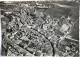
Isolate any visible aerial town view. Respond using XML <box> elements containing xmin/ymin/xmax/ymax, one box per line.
<box><xmin>0</xmin><ymin>1</ymin><xmax>79</xmax><ymax>57</ymax></box>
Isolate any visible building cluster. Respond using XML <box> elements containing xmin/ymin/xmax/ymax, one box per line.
<box><xmin>1</xmin><ymin>2</ymin><xmax>79</xmax><ymax>57</ymax></box>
